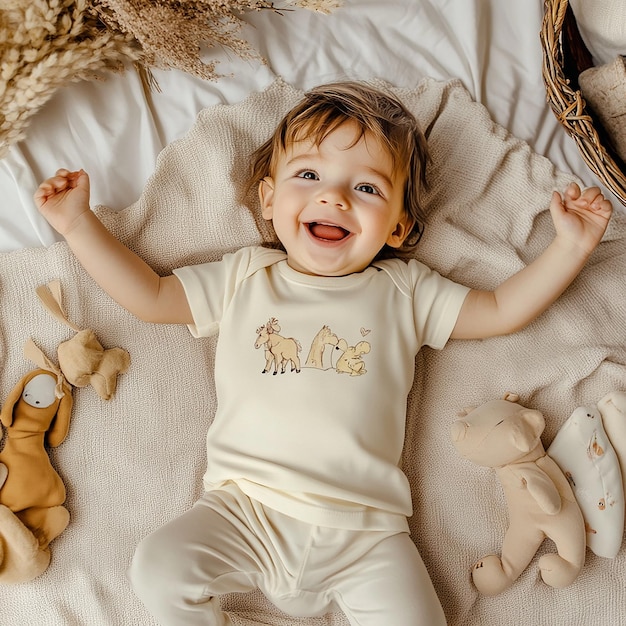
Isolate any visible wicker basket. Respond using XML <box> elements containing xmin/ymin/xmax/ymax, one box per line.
<box><xmin>541</xmin><ymin>0</ymin><xmax>626</xmax><ymax>207</ymax></box>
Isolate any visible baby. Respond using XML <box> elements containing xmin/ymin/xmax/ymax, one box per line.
<box><xmin>35</xmin><ymin>82</ymin><xmax>612</xmax><ymax>626</ymax></box>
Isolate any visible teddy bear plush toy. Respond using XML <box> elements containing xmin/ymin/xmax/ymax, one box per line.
<box><xmin>451</xmin><ymin>393</ymin><xmax>586</xmax><ymax>596</ymax></box>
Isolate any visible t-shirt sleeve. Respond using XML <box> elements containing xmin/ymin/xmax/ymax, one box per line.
<box><xmin>173</xmin><ymin>246</ymin><xmax>287</xmax><ymax>337</ymax></box>
<box><xmin>173</xmin><ymin>246</ymin><xmax>285</xmax><ymax>338</ymax></box>
<box><xmin>172</xmin><ymin>250</ymin><xmax>247</xmax><ymax>338</ymax></box>
<box><xmin>407</xmin><ymin>258</ymin><xmax>471</xmax><ymax>349</ymax></box>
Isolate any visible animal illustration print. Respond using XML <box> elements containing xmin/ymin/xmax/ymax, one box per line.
<box><xmin>254</xmin><ymin>319</ymin><xmax>371</xmax><ymax>377</ymax></box>
<box><xmin>305</xmin><ymin>325</ymin><xmax>339</xmax><ymax>369</ymax></box>
<box><xmin>254</xmin><ymin>318</ymin><xmax>302</xmax><ymax>374</ymax></box>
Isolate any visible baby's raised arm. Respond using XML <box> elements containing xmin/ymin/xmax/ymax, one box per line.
<box><xmin>35</xmin><ymin>169</ymin><xmax>192</xmax><ymax>325</ymax></box>
<box><xmin>451</xmin><ymin>183</ymin><xmax>613</xmax><ymax>340</ymax></box>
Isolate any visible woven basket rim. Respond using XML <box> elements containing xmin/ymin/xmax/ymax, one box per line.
<box><xmin>541</xmin><ymin>0</ymin><xmax>626</xmax><ymax>206</ymax></box>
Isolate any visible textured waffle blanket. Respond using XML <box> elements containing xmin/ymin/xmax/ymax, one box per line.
<box><xmin>0</xmin><ymin>77</ymin><xmax>624</xmax><ymax>626</ymax></box>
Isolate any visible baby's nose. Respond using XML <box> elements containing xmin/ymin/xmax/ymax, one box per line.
<box><xmin>317</xmin><ymin>188</ymin><xmax>348</xmax><ymax>209</ymax></box>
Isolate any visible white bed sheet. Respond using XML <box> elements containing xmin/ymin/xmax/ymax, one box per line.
<box><xmin>1</xmin><ymin>3</ymin><xmax>626</xmax><ymax>625</ymax></box>
<box><xmin>0</xmin><ymin>0</ymin><xmax>619</xmax><ymax>254</ymax></box>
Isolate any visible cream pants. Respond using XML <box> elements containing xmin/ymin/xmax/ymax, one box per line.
<box><xmin>128</xmin><ymin>484</ymin><xmax>446</xmax><ymax>626</ymax></box>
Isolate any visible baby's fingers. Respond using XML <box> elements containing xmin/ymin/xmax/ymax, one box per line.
<box><xmin>562</xmin><ymin>184</ymin><xmax>613</xmax><ymax>217</ymax></box>
<box><xmin>39</xmin><ymin>173</ymin><xmax>71</xmax><ymax>194</ymax></box>
<box><xmin>578</xmin><ymin>185</ymin><xmax>603</xmax><ymax>206</ymax></box>
<box><xmin>589</xmin><ymin>193</ymin><xmax>613</xmax><ymax>216</ymax></box>
<box><xmin>34</xmin><ymin>180</ymin><xmax>61</xmax><ymax>204</ymax></box>
<box><xmin>35</xmin><ymin>170</ymin><xmax>83</xmax><ymax>199</ymax></box>
<box><xmin>564</xmin><ymin>181</ymin><xmax>582</xmax><ymax>202</ymax></box>
<box><xmin>50</xmin><ymin>170</ymin><xmax>79</xmax><ymax>190</ymax></box>
<box><xmin>576</xmin><ymin>186</ymin><xmax>612</xmax><ymax>215</ymax></box>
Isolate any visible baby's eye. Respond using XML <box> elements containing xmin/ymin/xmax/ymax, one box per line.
<box><xmin>356</xmin><ymin>184</ymin><xmax>379</xmax><ymax>195</ymax></box>
<box><xmin>297</xmin><ymin>170</ymin><xmax>318</xmax><ymax>180</ymax></box>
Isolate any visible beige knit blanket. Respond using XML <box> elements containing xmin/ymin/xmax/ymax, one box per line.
<box><xmin>0</xmin><ymin>78</ymin><xmax>624</xmax><ymax>626</ymax></box>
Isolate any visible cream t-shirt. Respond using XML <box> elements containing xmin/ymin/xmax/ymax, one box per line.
<box><xmin>174</xmin><ymin>246</ymin><xmax>470</xmax><ymax>531</ymax></box>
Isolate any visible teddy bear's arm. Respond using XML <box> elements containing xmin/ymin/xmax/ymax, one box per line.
<box><xmin>516</xmin><ymin>465</ymin><xmax>562</xmax><ymax>515</ymax></box>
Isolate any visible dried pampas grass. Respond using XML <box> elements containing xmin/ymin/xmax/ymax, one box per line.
<box><xmin>1</xmin><ymin>0</ymin><xmax>141</xmax><ymax>157</ymax></box>
<box><xmin>0</xmin><ymin>0</ymin><xmax>341</xmax><ymax>157</ymax></box>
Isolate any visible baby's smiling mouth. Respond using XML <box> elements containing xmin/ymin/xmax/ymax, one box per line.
<box><xmin>306</xmin><ymin>222</ymin><xmax>351</xmax><ymax>241</ymax></box>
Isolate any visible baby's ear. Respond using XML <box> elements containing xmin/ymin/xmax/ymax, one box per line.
<box><xmin>386</xmin><ymin>212</ymin><xmax>415</xmax><ymax>248</ymax></box>
<box><xmin>258</xmin><ymin>177</ymin><xmax>275</xmax><ymax>219</ymax></box>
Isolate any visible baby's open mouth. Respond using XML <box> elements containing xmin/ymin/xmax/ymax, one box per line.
<box><xmin>307</xmin><ymin>222</ymin><xmax>350</xmax><ymax>241</ymax></box>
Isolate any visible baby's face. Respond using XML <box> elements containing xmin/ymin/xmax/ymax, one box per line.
<box><xmin>259</xmin><ymin>121</ymin><xmax>412</xmax><ymax>276</ymax></box>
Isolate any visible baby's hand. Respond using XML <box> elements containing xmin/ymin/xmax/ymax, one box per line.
<box><xmin>34</xmin><ymin>169</ymin><xmax>91</xmax><ymax>237</ymax></box>
<box><xmin>549</xmin><ymin>182</ymin><xmax>613</xmax><ymax>256</ymax></box>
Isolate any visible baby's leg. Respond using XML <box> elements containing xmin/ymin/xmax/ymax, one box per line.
<box><xmin>127</xmin><ymin>489</ymin><xmax>265</xmax><ymax>626</ymax></box>
<box><xmin>332</xmin><ymin>532</ymin><xmax>446</xmax><ymax>626</ymax></box>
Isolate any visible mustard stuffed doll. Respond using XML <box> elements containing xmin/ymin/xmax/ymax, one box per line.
<box><xmin>0</xmin><ymin>280</ymin><xmax>130</xmax><ymax>583</ymax></box>
<box><xmin>0</xmin><ymin>368</ymin><xmax>73</xmax><ymax>583</ymax></box>
<box><xmin>451</xmin><ymin>393</ymin><xmax>586</xmax><ymax>595</ymax></box>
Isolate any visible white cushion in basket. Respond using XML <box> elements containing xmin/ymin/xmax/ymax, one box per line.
<box><xmin>548</xmin><ymin>403</ymin><xmax>624</xmax><ymax>558</ymax></box>
<box><xmin>569</xmin><ymin>0</ymin><xmax>626</xmax><ymax>65</ymax></box>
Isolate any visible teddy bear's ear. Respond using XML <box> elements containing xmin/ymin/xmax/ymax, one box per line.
<box><xmin>450</xmin><ymin>420</ymin><xmax>468</xmax><ymax>442</ymax></box>
<box><xmin>521</xmin><ymin>409</ymin><xmax>545</xmax><ymax>433</ymax></box>
<box><xmin>457</xmin><ymin>407</ymin><xmax>477</xmax><ymax>417</ymax></box>
<box><xmin>511</xmin><ymin>409</ymin><xmax>545</xmax><ymax>452</ymax></box>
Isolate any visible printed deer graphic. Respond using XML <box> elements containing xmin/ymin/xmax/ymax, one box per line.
<box><xmin>254</xmin><ymin>318</ymin><xmax>302</xmax><ymax>374</ymax></box>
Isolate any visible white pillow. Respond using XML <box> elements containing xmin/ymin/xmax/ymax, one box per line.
<box><xmin>548</xmin><ymin>403</ymin><xmax>624</xmax><ymax>558</ymax></box>
<box><xmin>569</xmin><ymin>0</ymin><xmax>626</xmax><ymax>65</ymax></box>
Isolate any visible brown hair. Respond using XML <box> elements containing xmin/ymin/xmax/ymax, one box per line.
<box><xmin>248</xmin><ymin>81</ymin><xmax>431</xmax><ymax>253</ymax></box>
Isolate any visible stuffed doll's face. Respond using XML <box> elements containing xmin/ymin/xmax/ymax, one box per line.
<box><xmin>22</xmin><ymin>373</ymin><xmax>57</xmax><ymax>409</ymax></box>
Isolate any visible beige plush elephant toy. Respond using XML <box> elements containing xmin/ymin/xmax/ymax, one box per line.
<box><xmin>450</xmin><ymin>393</ymin><xmax>586</xmax><ymax>596</ymax></box>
